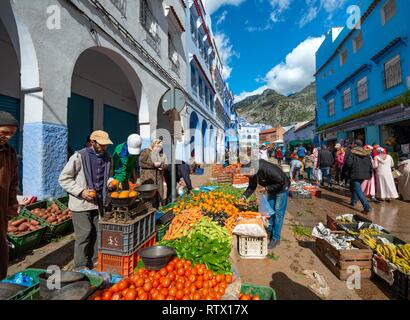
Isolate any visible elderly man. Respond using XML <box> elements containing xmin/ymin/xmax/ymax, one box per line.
<box><xmin>0</xmin><ymin>111</ymin><xmax>19</xmax><ymax>280</ymax></box>
<box><xmin>59</xmin><ymin>130</ymin><xmax>114</xmax><ymax>270</ymax></box>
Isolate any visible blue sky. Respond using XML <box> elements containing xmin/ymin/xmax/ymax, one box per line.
<box><xmin>203</xmin><ymin>0</ymin><xmax>358</xmax><ymax>101</ymax></box>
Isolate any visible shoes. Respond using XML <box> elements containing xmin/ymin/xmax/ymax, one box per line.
<box><xmin>268</xmin><ymin>239</ymin><xmax>280</xmax><ymax>250</ymax></box>
<box><xmin>361</xmin><ymin>208</ymin><xmax>372</xmax><ymax>215</ymax></box>
<box><xmin>371</xmin><ymin>197</ymin><xmax>381</xmax><ymax>204</ymax></box>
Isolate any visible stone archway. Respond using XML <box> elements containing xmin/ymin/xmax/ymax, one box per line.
<box><xmin>68</xmin><ymin>46</ymin><xmax>147</xmax><ymax>155</ymax></box>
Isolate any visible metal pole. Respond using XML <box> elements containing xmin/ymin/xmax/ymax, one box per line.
<box><xmin>171</xmin><ymin>90</ymin><xmax>177</xmax><ymax>203</ymax></box>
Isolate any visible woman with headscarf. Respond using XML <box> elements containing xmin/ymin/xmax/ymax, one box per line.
<box><xmin>398</xmin><ymin>158</ymin><xmax>410</xmax><ymax>201</ymax></box>
<box><xmin>361</xmin><ymin>145</ymin><xmax>379</xmax><ymax>203</ymax></box>
<box><xmin>374</xmin><ymin>147</ymin><xmax>399</xmax><ymax>201</ymax></box>
<box><xmin>139</xmin><ymin>139</ymin><xmax>168</xmax><ymax>207</ymax></box>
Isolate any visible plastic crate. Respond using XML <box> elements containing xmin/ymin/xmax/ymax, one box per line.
<box><xmin>98</xmin><ymin>233</ymin><xmax>157</xmax><ymax>278</ymax></box>
<box><xmin>238</xmin><ymin>236</ymin><xmax>268</xmax><ymax>259</ymax></box>
<box><xmin>7</xmin><ymin>217</ymin><xmax>47</xmax><ymax>257</ymax></box>
<box><xmin>156</xmin><ymin>222</ymin><xmax>171</xmax><ymax>242</ymax></box>
<box><xmin>393</xmin><ymin>269</ymin><xmax>410</xmax><ymax>300</ymax></box>
<box><xmin>21</xmin><ymin>200</ymin><xmax>72</xmax><ymax>239</ymax></box>
<box><xmin>98</xmin><ymin>210</ymin><xmax>156</xmax><ymax>255</ymax></box>
<box><xmin>56</xmin><ymin>196</ymin><xmax>69</xmax><ymax>208</ymax></box>
<box><xmin>240</xmin><ymin>284</ymin><xmax>277</xmax><ymax>300</ymax></box>
<box><xmin>3</xmin><ymin>268</ymin><xmax>44</xmax><ymax>300</ymax></box>
<box><xmin>5</xmin><ymin>268</ymin><xmax>104</xmax><ymax>300</ymax></box>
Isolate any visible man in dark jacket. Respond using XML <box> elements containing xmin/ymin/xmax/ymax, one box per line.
<box><xmin>344</xmin><ymin>140</ymin><xmax>373</xmax><ymax>213</ymax></box>
<box><xmin>242</xmin><ymin>159</ymin><xmax>290</xmax><ymax>249</ymax></box>
<box><xmin>0</xmin><ymin>112</ymin><xmax>19</xmax><ymax>280</ymax></box>
<box><xmin>165</xmin><ymin>162</ymin><xmax>193</xmax><ymax>204</ymax></box>
<box><xmin>318</xmin><ymin>145</ymin><xmax>335</xmax><ymax>190</ymax></box>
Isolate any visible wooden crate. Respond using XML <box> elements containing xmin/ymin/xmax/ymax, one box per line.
<box><xmin>315</xmin><ymin>232</ymin><xmax>373</xmax><ymax>281</ymax></box>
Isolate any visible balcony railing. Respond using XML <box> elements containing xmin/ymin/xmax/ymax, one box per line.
<box><xmin>140</xmin><ymin>0</ymin><xmax>161</xmax><ymax>56</ymax></box>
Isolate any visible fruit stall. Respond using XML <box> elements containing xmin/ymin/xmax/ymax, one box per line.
<box><xmin>1</xmin><ymin>184</ymin><xmax>275</xmax><ymax>300</ymax></box>
<box><xmin>315</xmin><ymin>214</ymin><xmax>410</xmax><ymax>300</ymax></box>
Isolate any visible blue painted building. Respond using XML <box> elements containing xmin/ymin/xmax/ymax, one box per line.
<box><xmin>315</xmin><ymin>0</ymin><xmax>410</xmax><ymax>158</ymax></box>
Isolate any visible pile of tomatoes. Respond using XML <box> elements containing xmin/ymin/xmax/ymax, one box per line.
<box><xmin>239</xmin><ymin>293</ymin><xmax>261</xmax><ymax>300</ymax></box>
<box><xmin>93</xmin><ymin>258</ymin><xmax>233</xmax><ymax>300</ymax></box>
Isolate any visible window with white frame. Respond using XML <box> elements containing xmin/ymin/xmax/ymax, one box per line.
<box><xmin>353</xmin><ymin>31</ymin><xmax>363</xmax><ymax>53</ymax></box>
<box><xmin>343</xmin><ymin>88</ymin><xmax>352</xmax><ymax>109</ymax></box>
<box><xmin>340</xmin><ymin>49</ymin><xmax>348</xmax><ymax>66</ymax></box>
<box><xmin>382</xmin><ymin>0</ymin><xmax>396</xmax><ymax>25</ymax></box>
<box><xmin>328</xmin><ymin>98</ymin><xmax>335</xmax><ymax>116</ymax></box>
<box><xmin>190</xmin><ymin>14</ymin><xmax>197</xmax><ymax>42</ymax></box>
<box><xmin>384</xmin><ymin>55</ymin><xmax>402</xmax><ymax>89</ymax></box>
<box><xmin>168</xmin><ymin>33</ymin><xmax>179</xmax><ymax>72</ymax></box>
<box><xmin>140</xmin><ymin>0</ymin><xmax>161</xmax><ymax>55</ymax></box>
<box><xmin>357</xmin><ymin>77</ymin><xmax>368</xmax><ymax>102</ymax></box>
<box><xmin>199</xmin><ymin>78</ymin><xmax>204</xmax><ymax>101</ymax></box>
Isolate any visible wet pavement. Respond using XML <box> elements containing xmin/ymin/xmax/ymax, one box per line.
<box><xmin>288</xmin><ymin>185</ymin><xmax>410</xmax><ymax>243</ymax></box>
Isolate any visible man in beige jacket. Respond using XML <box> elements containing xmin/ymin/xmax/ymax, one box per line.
<box><xmin>59</xmin><ymin>130</ymin><xmax>114</xmax><ymax>270</ymax></box>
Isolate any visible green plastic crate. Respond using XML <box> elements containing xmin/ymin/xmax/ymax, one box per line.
<box><xmin>5</xmin><ymin>268</ymin><xmax>104</xmax><ymax>300</ymax></box>
<box><xmin>21</xmin><ymin>200</ymin><xmax>73</xmax><ymax>239</ymax></box>
<box><xmin>240</xmin><ymin>284</ymin><xmax>277</xmax><ymax>300</ymax></box>
<box><xmin>7</xmin><ymin>217</ymin><xmax>47</xmax><ymax>257</ymax></box>
<box><xmin>4</xmin><ymin>268</ymin><xmax>44</xmax><ymax>300</ymax></box>
<box><xmin>156</xmin><ymin>222</ymin><xmax>171</xmax><ymax>242</ymax></box>
<box><xmin>56</xmin><ymin>196</ymin><xmax>69</xmax><ymax>208</ymax></box>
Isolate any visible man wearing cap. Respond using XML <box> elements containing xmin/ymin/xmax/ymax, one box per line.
<box><xmin>0</xmin><ymin>111</ymin><xmax>19</xmax><ymax>280</ymax></box>
<box><xmin>59</xmin><ymin>130</ymin><xmax>115</xmax><ymax>270</ymax></box>
<box><xmin>112</xmin><ymin>134</ymin><xmax>142</xmax><ymax>190</ymax></box>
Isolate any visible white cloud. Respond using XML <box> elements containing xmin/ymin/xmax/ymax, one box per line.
<box><xmin>299</xmin><ymin>0</ymin><xmax>319</xmax><ymax>28</ymax></box>
<box><xmin>269</xmin><ymin>0</ymin><xmax>292</xmax><ymax>22</ymax></box>
<box><xmin>214</xmin><ymin>32</ymin><xmax>239</xmax><ymax>80</ymax></box>
<box><xmin>203</xmin><ymin>0</ymin><xmax>246</xmax><ymax>15</ymax></box>
<box><xmin>216</xmin><ymin>10</ymin><xmax>228</xmax><ymax>26</ymax></box>
<box><xmin>235</xmin><ymin>36</ymin><xmax>325</xmax><ymax>102</ymax></box>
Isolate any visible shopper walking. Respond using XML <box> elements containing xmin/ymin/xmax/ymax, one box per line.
<box><xmin>275</xmin><ymin>147</ymin><xmax>283</xmax><ymax>166</ymax></box>
<box><xmin>241</xmin><ymin>159</ymin><xmax>290</xmax><ymax>250</ymax></box>
<box><xmin>59</xmin><ymin>130</ymin><xmax>114</xmax><ymax>270</ymax></box>
<box><xmin>317</xmin><ymin>145</ymin><xmax>335</xmax><ymax>190</ymax></box>
<box><xmin>374</xmin><ymin>147</ymin><xmax>399</xmax><ymax>201</ymax></box>
<box><xmin>361</xmin><ymin>145</ymin><xmax>379</xmax><ymax>203</ymax></box>
<box><xmin>335</xmin><ymin>144</ymin><xmax>346</xmax><ymax>186</ymax></box>
<box><xmin>398</xmin><ymin>158</ymin><xmax>410</xmax><ymax>201</ymax></box>
<box><xmin>304</xmin><ymin>151</ymin><xmax>316</xmax><ymax>183</ymax></box>
<box><xmin>0</xmin><ymin>112</ymin><xmax>19</xmax><ymax>280</ymax></box>
<box><xmin>344</xmin><ymin>140</ymin><xmax>373</xmax><ymax>213</ymax></box>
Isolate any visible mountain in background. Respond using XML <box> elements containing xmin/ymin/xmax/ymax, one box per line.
<box><xmin>234</xmin><ymin>82</ymin><xmax>316</xmax><ymax>127</ymax></box>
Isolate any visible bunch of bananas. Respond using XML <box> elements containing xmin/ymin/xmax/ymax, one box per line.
<box><xmin>359</xmin><ymin>228</ymin><xmax>382</xmax><ymax>236</ymax></box>
<box><xmin>376</xmin><ymin>244</ymin><xmax>397</xmax><ymax>261</ymax></box>
<box><xmin>395</xmin><ymin>244</ymin><xmax>410</xmax><ymax>273</ymax></box>
<box><xmin>359</xmin><ymin>234</ymin><xmax>377</xmax><ymax>249</ymax></box>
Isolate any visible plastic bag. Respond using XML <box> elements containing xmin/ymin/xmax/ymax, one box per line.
<box><xmin>314</xmin><ymin>168</ymin><xmax>322</xmax><ymax>182</ymax></box>
<box><xmin>259</xmin><ymin>194</ymin><xmax>274</xmax><ymax>217</ymax></box>
<box><xmin>222</xmin><ymin>265</ymin><xmax>242</xmax><ymax>300</ymax></box>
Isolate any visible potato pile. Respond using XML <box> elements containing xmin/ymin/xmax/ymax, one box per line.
<box><xmin>8</xmin><ymin>218</ymin><xmax>43</xmax><ymax>236</ymax></box>
<box><xmin>31</xmin><ymin>203</ymin><xmax>72</xmax><ymax>225</ymax></box>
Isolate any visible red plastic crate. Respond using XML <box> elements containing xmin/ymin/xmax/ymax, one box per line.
<box><xmin>98</xmin><ymin>233</ymin><xmax>157</xmax><ymax>277</ymax></box>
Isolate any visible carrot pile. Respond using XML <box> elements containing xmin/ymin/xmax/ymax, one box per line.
<box><xmin>163</xmin><ymin>208</ymin><xmax>203</xmax><ymax>240</ymax></box>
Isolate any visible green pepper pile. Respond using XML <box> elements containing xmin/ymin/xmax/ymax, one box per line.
<box><xmin>159</xmin><ymin>218</ymin><xmax>232</xmax><ymax>274</ymax></box>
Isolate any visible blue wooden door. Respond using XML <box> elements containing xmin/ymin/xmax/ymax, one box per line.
<box><xmin>103</xmin><ymin>105</ymin><xmax>138</xmax><ymax>154</ymax></box>
<box><xmin>68</xmin><ymin>93</ymin><xmax>93</xmax><ymax>156</ymax></box>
